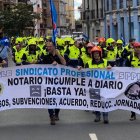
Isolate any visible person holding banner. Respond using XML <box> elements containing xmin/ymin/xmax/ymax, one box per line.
<box><xmin>42</xmin><ymin>41</ymin><xmax>66</xmax><ymax>125</ymax></box>
<box><xmin>86</xmin><ymin>46</ymin><xmax>111</xmax><ymax>124</ymax></box>
<box><xmin>125</xmin><ymin>42</ymin><xmax>140</xmax><ymax>121</ymax></box>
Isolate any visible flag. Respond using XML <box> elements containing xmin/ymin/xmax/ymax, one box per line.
<box><xmin>82</xmin><ymin>34</ymin><xmax>89</xmax><ymax>42</ymax></box>
<box><xmin>0</xmin><ymin>37</ymin><xmax>10</xmax><ymax>47</ymax></box>
<box><xmin>49</xmin><ymin>0</ymin><xmax>57</xmax><ymax>46</ymax></box>
<box><xmin>121</xmin><ymin>33</ymin><xmax>125</xmax><ymax>46</ymax></box>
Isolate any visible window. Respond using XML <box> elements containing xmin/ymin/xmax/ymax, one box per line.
<box><xmin>120</xmin><ymin>0</ymin><xmax>123</xmax><ymax>9</ymax></box>
<box><xmin>96</xmin><ymin>0</ymin><xmax>99</xmax><ymax>18</ymax></box>
<box><xmin>83</xmin><ymin>0</ymin><xmax>85</xmax><ymax>10</ymax></box>
<box><xmin>137</xmin><ymin>0</ymin><xmax>140</xmax><ymax>5</ymax></box>
<box><xmin>106</xmin><ymin>0</ymin><xmax>109</xmax><ymax>11</ymax></box>
<box><xmin>0</xmin><ymin>2</ymin><xmax>2</xmax><ymax>10</ymax></box>
<box><xmin>112</xmin><ymin>0</ymin><xmax>117</xmax><ymax>10</ymax></box>
<box><xmin>138</xmin><ymin>15</ymin><xmax>140</xmax><ymax>21</ymax></box>
<box><xmin>126</xmin><ymin>0</ymin><xmax>133</xmax><ymax>7</ymax></box>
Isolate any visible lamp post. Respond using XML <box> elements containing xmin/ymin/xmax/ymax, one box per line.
<box><xmin>104</xmin><ymin>0</ymin><xmax>106</xmax><ymax>38</ymax></box>
<box><xmin>127</xmin><ymin>0</ymin><xmax>132</xmax><ymax>39</ymax></box>
<box><xmin>86</xmin><ymin>0</ymin><xmax>90</xmax><ymax>40</ymax></box>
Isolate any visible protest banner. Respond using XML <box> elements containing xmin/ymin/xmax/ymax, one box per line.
<box><xmin>0</xmin><ymin>65</ymin><xmax>140</xmax><ymax>114</ymax></box>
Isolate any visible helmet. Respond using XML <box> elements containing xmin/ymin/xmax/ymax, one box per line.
<box><xmin>98</xmin><ymin>37</ymin><xmax>106</xmax><ymax>43</ymax></box>
<box><xmin>38</xmin><ymin>37</ymin><xmax>44</xmax><ymax>42</ymax></box>
<box><xmin>91</xmin><ymin>46</ymin><xmax>102</xmax><ymax>56</ymax></box>
<box><xmin>86</xmin><ymin>42</ymin><xmax>94</xmax><ymax>48</ymax></box>
<box><xmin>106</xmin><ymin>38</ymin><xmax>115</xmax><ymax>46</ymax></box>
<box><xmin>64</xmin><ymin>37</ymin><xmax>73</xmax><ymax>43</ymax></box>
<box><xmin>46</xmin><ymin>36</ymin><xmax>52</xmax><ymax>39</ymax></box>
<box><xmin>15</xmin><ymin>37</ymin><xmax>23</xmax><ymax>44</ymax></box>
<box><xmin>69</xmin><ymin>40</ymin><xmax>75</xmax><ymax>45</ymax></box>
<box><xmin>57</xmin><ymin>38</ymin><xmax>64</xmax><ymax>46</ymax></box>
<box><xmin>116</xmin><ymin>39</ymin><xmax>123</xmax><ymax>44</ymax></box>
<box><xmin>133</xmin><ymin>42</ymin><xmax>140</xmax><ymax>48</ymax></box>
<box><xmin>28</xmin><ymin>39</ymin><xmax>36</xmax><ymax>46</ymax></box>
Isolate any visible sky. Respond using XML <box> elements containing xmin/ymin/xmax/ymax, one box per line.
<box><xmin>74</xmin><ymin>0</ymin><xmax>82</xmax><ymax>20</ymax></box>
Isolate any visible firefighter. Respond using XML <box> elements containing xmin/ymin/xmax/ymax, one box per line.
<box><xmin>116</xmin><ymin>39</ymin><xmax>125</xmax><ymax>66</ymax></box>
<box><xmin>22</xmin><ymin>40</ymin><xmax>40</xmax><ymax>65</ymax></box>
<box><xmin>105</xmin><ymin>38</ymin><xmax>117</xmax><ymax>66</ymax></box>
<box><xmin>64</xmin><ymin>40</ymin><xmax>80</xmax><ymax>67</ymax></box>
<box><xmin>79</xmin><ymin>42</ymin><xmax>94</xmax><ymax>68</ymax></box>
<box><xmin>86</xmin><ymin>46</ymin><xmax>111</xmax><ymax>124</ymax></box>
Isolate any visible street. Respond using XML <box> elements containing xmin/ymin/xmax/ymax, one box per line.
<box><xmin>4</xmin><ymin>52</ymin><xmax>140</xmax><ymax>140</ymax></box>
<box><xmin>0</xmin><ymin>109</ymin><xmax>139</xmax><ymax>140</ymax></box>
<box><xmin>0</xmin><ymin>0</ymin><xmax>140</xmax><ymax>139</ymax></box>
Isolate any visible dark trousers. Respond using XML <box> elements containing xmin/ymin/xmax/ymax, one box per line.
<box><xmin>48</xmin><ymin>109</ymin><xmax>60</xmax><ymax>118</ymax></box>
<box><xmin>131</xmin><ymin>111</ymin><xmax>136</xmax><ymax>117</ymax></box>
<box><xmin>95</xmin><ymin>111</ymin><xmax>108</xmax><ymax>120</ymax></box>
<box><xmin>108</xmin><ymin>61</ymin><xmax>116</xmax><ymax>67</ymax></box>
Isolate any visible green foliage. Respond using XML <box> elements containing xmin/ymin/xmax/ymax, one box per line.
<box><xmin>0</xmin><ymin>3</ymin><xmax>40</xmax><ymax>36</ymax></box>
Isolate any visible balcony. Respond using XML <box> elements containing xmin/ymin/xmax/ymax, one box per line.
<box><xmin>81</xmin><ymin>9</ymin><xmax>104</xmax><ymax>21</ymax></box>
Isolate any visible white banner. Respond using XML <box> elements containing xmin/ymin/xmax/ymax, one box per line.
<box><xmin>0</xmin><ymin>65</ymin><xmax>140</xmax><ymax>114</ymax></box>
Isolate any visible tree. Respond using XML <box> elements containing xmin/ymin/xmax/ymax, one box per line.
<box><xmin>0</xmin><ymin>3</ymin><xmax>40</xmax><ymax>36</ymax></box>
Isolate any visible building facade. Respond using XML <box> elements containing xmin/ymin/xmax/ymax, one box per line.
<box><xmin>0</xmin><ymin>0</ymin><xmax>3</xmax><ymax>10</ymax></box>
<box><xmin>81</xmin><ymin>0</ymin><xmax>105</xmax><ymax>41</ymax></box>
<box><xmin>30</xmin><ymin>0</ymin><xmax>66</xmax><ymax>36</ymax></box>
<box><xmin>0</xmin><ymin>0</ymin><xmax>68</xmax><ymax>36</ymax></box>
<box><xmin>45</xmin><ymin>0</ymin><xmax>67</xmax><ymax>36</ymax></box>
<box><xmin>65</xmin><ymin>0</ymin><xmax>75</xmax><ymax>34</ymax></box>
<box><xmin>1</xmin><ymin>0</ymin><xmax>17</xmax><ymax>10</ymax></box>
<box><xmin>29</xmin><ymin>0</ymin><xmax>48</xmax><ymax>36</ymax></box>
<box><xmin>104</xmin><ymin>0</ymin><xmax>140</xmax><ymax>43</ymax></box>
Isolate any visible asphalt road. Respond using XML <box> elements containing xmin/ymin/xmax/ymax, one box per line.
<box><xmin>0</xmin><ymin>109</ymin><xmax>139</xmax><ymax>140</ymax></box>
<box><xmin>0</xmin><ymin>54</ymin><xmax>138</xmax><ymax>140</ymax></box>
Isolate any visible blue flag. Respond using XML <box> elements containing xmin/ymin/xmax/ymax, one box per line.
<box><xmin>82</xmin><ymin>34</ymin><xmax>89</xmax><ymax>42</ymax></box>
<box><xmin>49</xmin><ymin>0</ymin><xmax>57</xmax><ymax>46</ymax></box>
<box><xmin>0</xmin><ymin>37</ymin><xmax>10</xmax><ymax>47</ymax></box>
<box><xmin>121</xmin><ymin>34</ymin><xmax>125</xmax><ymax>46</ymax></box>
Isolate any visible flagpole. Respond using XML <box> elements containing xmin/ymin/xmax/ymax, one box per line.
<box><xmin>49</xmin><ymin>0</ymin><xmax>56</xmax><ymax>46</ymax></box>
